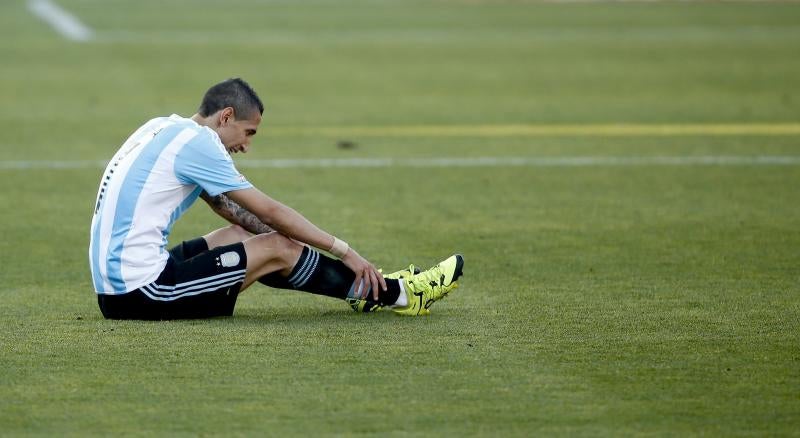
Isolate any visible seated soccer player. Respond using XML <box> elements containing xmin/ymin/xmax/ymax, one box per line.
<box><xmin>89</xmin><ymin>77</ymin><xmax>464</xmax><ymax>320</ymax></box>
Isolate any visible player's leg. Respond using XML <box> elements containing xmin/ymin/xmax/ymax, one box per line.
<box><xmin>240</xmin><ymin>233</ymin><xmax>466</xmax><ymax>314</ymax></box>
<box><xmin>199</xmin><ymin>225</ymin><xmax>323</xmax><ymax>291</ymax></box>
<box><xmin>192</xmin><ymin>225</ymin><xmax>302</xmax><ymax>292</ymax></box>
<box><xmin>199</xmin><ymin>226</ymin><xmax>330</xmax><ymax>292</ymax></box>
<box><xmin>239</xmin><ymin>233</ymin><xmax>407</xmax><ymax>307</ymax></box>
<box><xmin>173</xmin><ymin>225</ymin><xmax>346</xmax><ymax>298</ymax></box>
<box><xmin>240</xmin><ymin>232</ymin><xmax>302</xmax><ymax>289</ymax></box>
<box><xmin>138</xmin><ymin>231</ymin><xmax>367</xmax><ymax>318</ymax></box>
<box><xmin>190</xmin><ymin>224</ymin><xmax>401</xmax><ymax>305</ymax></box>
<box><xmin>192</xmin><ymin>225</ymin><xmax>466</xmax><ymax>315</ymax></box>
<box><xmin>163</xmin><ymin>225</ymin><xmax>253</xmax><ymax>269</ymax></box>
<box><xmin>203</xmin><ymin>224</ymin><xmax>254</xmax><ymax>249</ymax></box>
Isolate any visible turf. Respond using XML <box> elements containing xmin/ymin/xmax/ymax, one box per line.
<box><xmin>1</xmin><ymin>0</ymin><xmax>799</xmax><ymax>436</ymax></box>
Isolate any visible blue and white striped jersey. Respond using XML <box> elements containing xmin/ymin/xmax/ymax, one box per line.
<box><xmin>89</xmin><ymin>114</ymin><xmax>253</xmax><ymax>294</ymax></box>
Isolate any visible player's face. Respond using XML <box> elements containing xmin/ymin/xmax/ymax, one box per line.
<box><xmin>218</xmin><ymin>110</ymin><xmax>261</xmax><ymax>154</ymax></box>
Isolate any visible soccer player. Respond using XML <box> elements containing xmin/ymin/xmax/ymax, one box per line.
<box><xmin>89</xmin><ymin>78</ymin><xmax>463</xmax><ymax>320</ymax></box>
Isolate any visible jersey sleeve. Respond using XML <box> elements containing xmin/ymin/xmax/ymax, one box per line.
<box><xmin>173</xmin><ymin>132</ymin><xmax>253</xmax><ymax>196</ymax></box>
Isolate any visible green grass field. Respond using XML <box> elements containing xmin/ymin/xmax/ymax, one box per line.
<box><xmin>1</xmin><ymin>0</ymin><xmax>799</xmax><ymax>435</ymax></box>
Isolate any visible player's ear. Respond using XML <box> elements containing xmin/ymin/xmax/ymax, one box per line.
<box><xmin>220</xmin><ymin>107</ymin><xmax>235</xmax><ymax>125</ymax></box>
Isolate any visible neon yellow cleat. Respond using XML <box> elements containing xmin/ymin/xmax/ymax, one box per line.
<box><xmin>391</xmin><ymin>254</ymin><xmax>464</xmax><ymax>317</ymax></box>
<box><xmin>346</xmin><ymin>265</ymin><xmax>420</xmax><ymax>313</ymax></box>
<box><xmin>384</xmin><ymin>265</ymin><xmax>420</xmax><ymax>280</ymax></box>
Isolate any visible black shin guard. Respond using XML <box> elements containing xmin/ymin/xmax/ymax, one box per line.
<box><xmin>258</xmin><ymin>247</ymin><xmax>401</xmax><ymax>304</ymax></box>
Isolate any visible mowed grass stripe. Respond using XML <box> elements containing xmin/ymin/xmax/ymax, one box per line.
<box><xmin>3</xmin><ymin>155</ymin><xmax>800</xmax><ymax>170</ymax></box>
<box><xmin>262</xmin><ymin>123</ymin><xmax>800</xmax><ymax>137</ymax></box>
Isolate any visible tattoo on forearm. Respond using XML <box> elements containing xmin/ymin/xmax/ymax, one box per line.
<box><xmin>206</xmin><ymin>193</ymin><xmax>273</xmax><ymax>235</ymax></box>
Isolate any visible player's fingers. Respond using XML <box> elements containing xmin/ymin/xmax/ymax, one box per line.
<box><xmin>366</xmin><ymin>269</ymin><xmax>377</xmax><ymax>300</ymax></box>
<box><xmin>353</xmin><ymin>272</ymin><xmax>364</xmax><ymax>298</ymax></box>
<box><xmin>364</xmin><ymin>272</ymin><xmax>373</xmax><ymax>299</ymax></box>
<box><xmin>370</xmin><ymin>269</ymin><xmax>380</xmax><ymax>301</ymax></box>
<box><xmin>378</xmin><ymin>268</ymin><xmax>388</xmax><ymax>292</ymax></box>
<box><xmin>360</xmin><ymin>270</ymin><xmax>371</xmax><ymax>299</ymax></box>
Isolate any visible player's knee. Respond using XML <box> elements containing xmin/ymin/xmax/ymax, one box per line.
<box><xmin>269</xmin><ymin>233</ymin><xmax>303</xmax><ymax>262</ymax></box>
<box><xmin>245</xmin><ymin>232</ymin><xmax>302</xmax><ymax>266</ymax></box>
<box><xmin>204</xmin><ymin>224</ymin><xmax>254</xmax><ymax>249</ymax></box>
<box><xmin>227</xmin><ymin>224</ymin><xmax>252</xmax><ymax>240</ymax></box>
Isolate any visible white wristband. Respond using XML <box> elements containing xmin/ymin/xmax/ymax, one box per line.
<box><xmin>329</xmin><ymin>237</ymin><xmax>350</xmax><ymax>259</ymax></box>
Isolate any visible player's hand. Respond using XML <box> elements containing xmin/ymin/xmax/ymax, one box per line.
<box><xmin>341</xmin><ymin>248</ymin><xmax>387</xmax><ymax>301</ymax></box>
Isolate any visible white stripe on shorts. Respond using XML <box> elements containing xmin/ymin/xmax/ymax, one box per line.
<box><xmin>140</xmin><ymin>269</ymin><xmax>246</xmax><ymax>301</ymax></box>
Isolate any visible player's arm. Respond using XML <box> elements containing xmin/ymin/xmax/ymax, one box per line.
<box><xmin>225</xmin><ymin>186</ymin><xmax>387</xmax><ymax>297</ymax></box>
<box><xmin>200</xmin><ymin>191</ymin><xmax>273</xmax><ymax>235</ymax></box>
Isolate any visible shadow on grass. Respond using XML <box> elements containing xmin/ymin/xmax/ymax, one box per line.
<box><xmin>77</xmin><ymin>300</ymin><xmax>458</xmax><ymax>337</ymax></box>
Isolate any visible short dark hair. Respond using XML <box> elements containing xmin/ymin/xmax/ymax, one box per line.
<box><xmin>197</xmin><ymin>78</ymin><xmax>264</xmax><ymax>120</ymax></box>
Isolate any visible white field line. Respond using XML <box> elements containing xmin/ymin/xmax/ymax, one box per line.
<box><xmin>2</xmin><ymin>156</ymin><xmax>800</xmax><ymax>170</ymax></box>
<box><xmin>27</xmin><ymin>0</ymin><xmax>93</xmax><ymax>42</ymax></box>
<box><xmin>262</xmin><ymin>123</ymin><xmax>800</xmax><ymax>137</ymax></box>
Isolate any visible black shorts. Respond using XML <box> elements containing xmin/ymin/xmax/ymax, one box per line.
<box><xmin>97</xmin><ymin>238</ymin><xmax>248</xmax><ymax>320</ymax></box>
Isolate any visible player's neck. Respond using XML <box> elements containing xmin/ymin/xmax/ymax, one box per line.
<box><xmin>190</xmin><ymin>113</ymin><xmax>209</xmax><ymax>127</ymax></box>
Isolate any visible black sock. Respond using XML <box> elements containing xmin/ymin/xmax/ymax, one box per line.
<box><xmin>258</xmin><ymin>247</ymin><xmax>402</xmax><ymax>305</ymax></box>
